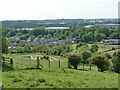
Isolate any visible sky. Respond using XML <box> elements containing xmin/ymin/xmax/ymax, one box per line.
<box><xmin>0</xmin><ymin>0</ymin><xmax>119</xmax><ymax>20</ymax></box>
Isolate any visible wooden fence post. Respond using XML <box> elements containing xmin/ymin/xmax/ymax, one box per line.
<box><xmin>2</xmin><ymin>56</ymin><xmax>5</xmax><ymax>64</ymax></box>
<box><xmin>37</xmin><ymin>57</ymin><xmax>39</xmax><ymax>68</ymax></box>
<box><xmin>59</xmin><ymin>60</ymin><xmax>60</xmax><ymax>68</ymax></box>
<box><xmin>10</xmin><ymin>59</ymin><xmax>13</xmax><ymax>66</ymax></box>
<box><xmin>89</xmin><ymin>64</ymin><xmax>92</xmax><ymax>70</ymax></box>
<box><xmin>49</xmin><ymin>59</ymin><xmax>50</xmax><ymax>68</ymax></box>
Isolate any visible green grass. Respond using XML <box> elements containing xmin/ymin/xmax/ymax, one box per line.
<box><xmin>104</xmin><ymin>49</ymin><xmax>120</xmax><ymax>55</ymax></box>
<box><xmin>2</xmin><ymin>67</ymin><xmax>118</xmax><ymax>88</ymax></box>
<box><xmin>3</xmin><ymin>53</ymin><xmax>68</xmax><ymax>69</ymax></box>
<box><xmin>71</xmin><ymin>44</ymin><xmax>77</xmax><ymax>52</ymax></box>
<box><xmin>2</xmin><ymin>43</ymin><xmax>119</xmax><ymax>88</ymax></box>
<box><xmin>2</xmin><ymin>53</ymin><xmax>118</xmax><ymax>88</ymax></box>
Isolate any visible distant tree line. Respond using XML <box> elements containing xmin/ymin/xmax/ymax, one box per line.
<box><xmin>3</xmin><ymin>26</ymin><xmax>119</xmax><ymax>42</ymax></box>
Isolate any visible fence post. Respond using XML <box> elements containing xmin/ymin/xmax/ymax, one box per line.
<box><xmin>89</xmin><ymin>64</ymin><xmax>92</xmax><ymax>70</ymax></box>
<box><xmin>49</xmin><ymin>59</ymin><xmax>50</xmax><ymax>68</ymax></box>
<box><xmin>10</xmin><ymin>59</ymin><xmax>13</xmax><ymax>66</ymax></box>
<box><xmin>59</xmin><ymin>60</ymin><xmax>60</xmax><ymax>68</ymax></box>
<box><xmin>37</xmin><ymin>57</ymin><xmax>39</xmax><ymax>68</ymax></box>
<box><xmin>2</xmin><ymin>56</ymin><xmax>5</xmax><ymax>64</ymax></box>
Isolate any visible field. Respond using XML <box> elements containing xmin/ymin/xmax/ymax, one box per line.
<box><xmin>2</xmin><ymin>43</ymin><xmax>119</xmax><ymax>89</ymax></box>
<box><xmin>2</xmin><ymin>53</ymin><xmax>119</xmax><ymax>89</ymax></box>
<box><xmin>2</xmin><ymin>67</ymin><xmax>118</xmax><ymax>88</ymax></box>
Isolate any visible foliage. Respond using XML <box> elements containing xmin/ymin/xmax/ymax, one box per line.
<box><xmin>82</xmin><ymin>51</ymin><xmax>91</xmax><ymax>64</ymax></box>
<box><xmin>3</xmin><ymin>26</ymin><xmax>118</xmax><ymax>45</ymax></box>
<box><xmin>90</xmin><ymin>44</ymin><xmax>99</xmax><ymax>53</ymax></box>
<box><xmin>95</xmin><ymin>33</ymin><xmax>106</xmax><ymax>42</ymax></box>
<box><xmin>43</xmin><ymin>55</ymin><xmax>49</xmax><ymax>60</ymax></box>
<box><xmin>111</xmin><ymin>51</ymin><xmax>120</xmax><ymax>73</ymax></box>
<box><xmin>76</xmin><ymin>42</ymin><xmax>86</xmax><ymax>48</ymax></box>
<box><xmin>2</xmin><ymin>37</ymin><xmax>8</xmax><ymax>54</ymax></box>
<box><xmin>2</xmin><ymin>68</ymin><xmax>118</xmax><ymax>88</ymax></box>
<box><xmin>15</xmin><ymin>46</ymin><xmax>23</xmax><ymax>53</ymax></box>
<box><xmin>90</xmin><ymin>55</ymin><xmax>110</xmax><ymax>72</ymax></box>
<box><xmin>68</xmin><ymin>52</ymin><xmax>83</xmax><ymax>69</ymax></box>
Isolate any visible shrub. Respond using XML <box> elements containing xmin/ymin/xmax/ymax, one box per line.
<box><xmin>68</xmin><ymin>52</ymin><xmax>83</xmax><ymax>69</ymax></box>
<box><xmin>43</xmin><ymin>55</ymin><xmax>49</xmax><ymax>60</ymax></box>
<box><xmin>90</xmin><ymin>55</ymin><xmax>110</xmax><ymax>72</ymax></box>
<box><xmin>112</xmin><ymin>47</ymin><xmax>116</xmax><ymax>50</ymax></box>
<box><xmin>90</xmin><ymin>44</ymin><xmax>99</xmax><ymax>53</ymax></box>
<box><xmin>37</xmin><ymin>78</ymin><xmax>46</xmax><ymax>83</ymax></box>
<box><xmin>112</xmin><ymin>51</ymin><xmax>120</xmax><ymax>73</ymax></box>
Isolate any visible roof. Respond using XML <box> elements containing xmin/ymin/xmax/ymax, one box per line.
<box><xmin>45</xmin><ymin>27</ymin><xmax>70</xmax><ymax>30</ymax></box>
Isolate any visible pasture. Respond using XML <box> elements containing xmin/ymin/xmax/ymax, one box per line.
<box><xmin>2</xmin><ymin>67</ymin><xmax>118</xmax><ymax>88</ymax></box>
<box><xmin>2</xmin><ymin>53</ymin><xmax>118</xmax><ymax>88</ymax></box>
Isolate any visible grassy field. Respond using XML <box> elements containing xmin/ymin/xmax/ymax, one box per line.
<box><xmin>2</xmin><ymin>67</ymin><xmax>118</xmax><ymax>88</ymax></box>
<box><xmin>3</xmin><ymin>53</ymin><xmax>68</xmax><ymax>69</ymax></box>
<box><xmin>2</xmin><ymin>53</ymin><xmax>119</xmax><ymax>88</ymax></box>
<box><xmin>2</xmin><ymin>43</ymin><xmax>119</xmax><ymax>88</ymax></box>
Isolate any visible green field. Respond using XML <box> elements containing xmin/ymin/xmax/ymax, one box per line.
<box><xmin>2</xmin><ymin>43</ymin><xmax>119</xmax><ymax>88</ymax></box>
<box><xmin>2</xmin><ymin>53</ymin><xmax>119</xmax><ymax>88</ymax></box>
<box><xmin>2</xmin><ymin>67</ymin><xmax>118</xmax><ymax>88</ymax></box>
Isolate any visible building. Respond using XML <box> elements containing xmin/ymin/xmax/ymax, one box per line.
<box><xmin>95</xmin><ymin>24</ymin><xmax>119</xmax><ymax>28</ymax></box>
<box><xmin>102</xmin><ymin>39</ymin><xmax>120</xmax><ymax>45</ymax></box>
<box><xmin>45</xmin><ymin>27</ymin><xmax>70</xmax><ymax>30</ymax></box>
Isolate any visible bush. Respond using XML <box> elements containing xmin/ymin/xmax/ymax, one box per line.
<box><xmin>68</xmin><ymin>52</ymin><xmax>83</xmax><ymax>69</ymax></box>
<box><xmin>90</xmin><ymin>44</ymin><xmax>99</xmax><ymax>53</ymax></box>
<box><xmin>43</xmin><ymin>55</ymin><xmax>49</xmax><ymax>60</ymax></box>
<box><xmin>76</xmin><ymin>42</ymin><xmax>86</xmax><ymax>48</ymax></box>
<box><xmin>112</xmin><ymin>47</ymin><xmax>116</xmax><ymax>50</ymax></box>
<box><xmin>105</xmin><ymin>53</ymin><xmax>112</xmax><ymax>59</ymax></box>
<box><xmin>90</xmin><ymin>55</ymin><xmax>110</xmax><ymax>72</ymax></box>
<box><xmin>112</xmin><ymin>51</ymin><xmax>120</xmax><ymax>73</ymax></box>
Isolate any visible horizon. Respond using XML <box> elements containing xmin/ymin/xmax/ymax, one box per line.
<box><xmin>1</xmin><ymin>18</ymin><xmax>118</xmax><ymax>21</ymax></box>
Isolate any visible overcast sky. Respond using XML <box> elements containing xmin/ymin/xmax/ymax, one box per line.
<box><xmin>0</xmin><ymin>0</ymin><xmax>119</xmax><ymax>20</ymax></box>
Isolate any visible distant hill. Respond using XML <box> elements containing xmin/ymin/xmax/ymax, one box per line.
<box><xmin>2</xmin><ymin>18</ymin><xmax>117</xmax><ymax>29</ymax></box>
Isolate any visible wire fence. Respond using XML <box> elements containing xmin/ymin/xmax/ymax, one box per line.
<box><xmin>3</xmin><ymin>55</ymin><xmax>68</xmax><ymax>70</ymax></box>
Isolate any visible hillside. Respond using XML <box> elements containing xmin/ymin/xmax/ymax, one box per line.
<box><xmin>2</xmin><ymin>68</ymin><xmax>118</xmax><ymax>88</ymax></box>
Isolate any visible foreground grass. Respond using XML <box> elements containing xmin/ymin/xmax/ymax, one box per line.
<box><xmin>2</xmin><ymin>67</ymin><xmax>118</xmax><ymax>88</ymax></box>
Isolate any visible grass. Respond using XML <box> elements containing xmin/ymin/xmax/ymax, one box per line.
<box><xmin>104</xmin><ymin>49</ymin><xmax>120</xmax><ymax>55</ymax></box>
<box><xmin>71</xmin><ymin>44</ymin><xmax>77</xmax><ymax>52</ymax></box>
<box><xmin>3</xmin><ymin>53</ymin><xmax>68</xmax><ymax>69</ymax></box>
<box><xmin>2</xmin><ymin>43</ymin><xmax>119</xmax><ymax>88</ymax></box>
<box><xmin>2</xmin><ymin>67</ymin><xmax>118</xmax><ymax>88</ymax></box>
<box><xmin>2</xmin><ymin>53</ymin><xmax>118</xmax><ymax>88</ymax></box>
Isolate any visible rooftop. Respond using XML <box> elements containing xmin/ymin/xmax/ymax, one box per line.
<box><xmin>45</xmin><ymin>27</ymin><xmax>70</xmax><ymax>30</ymax></box>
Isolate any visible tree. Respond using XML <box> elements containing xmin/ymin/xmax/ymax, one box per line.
<box><xmin>82</xmin><ymin>34</ymin><xmax>93</xmax><ymax>43</ymax></box>
<box><xmin>16</xmin><ymin>46</ymin><xmax>23</xmax><ymax>53</ymax></box>
<box><xmin>90</xmin><ymin>55</ymin><xmax>110</xmax><ymax>72</ymax></box>
<box><xmin>6</xmin><ymin>29</ymin><xmax>17</xmax><ymax>37</ymax></box>
<box><xmin>68</xmin><ymin>52</ymin><xmax>83</xmax><ymax>69</ymax></box>
<box><xmin>2</xmin><ymin>37</ymin><xmax>8</xmax><ymax>54</ymax></box>
<box><xmin>112</xmin><ymin>51</ymin><xmax>120</xmax><ymax>73</ymax></box>
<box><xmin>90</xmin><ymin>44</ymin><xmax>98</xmax><ymax>53</ymax></box>
<box><xmin>95</xmin><ymin>33</ymin><xmax>106</xmax><ymax>42</ymax></box>
<box><xmin>82</xmin><ymin>51</ymin><xmax>91</xmax><ymax>69</ymax></box>
<box><xmin>24</xmin><ymin>46</ymin><xmax>31</xmax><ymax>53</ymax></box>
<box><xmin>110</xmin><ymin>33</ymin><xmax>120</xmax><ymax>39</ymax></box>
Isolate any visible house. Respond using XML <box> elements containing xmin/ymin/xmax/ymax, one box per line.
<box><xmin>9</xmin><ymin>36</ymin><xmax>20</xmax><ymax>41</ymax></box>
<box><xmin>102</xmin><ymin>39</ymin><xmax>120</xmax><ymax>45</ymax></box>
<box><xmin>45</xmin><ymin>27</ymin><xmax>70</xmax><ymax>30</ymax></box>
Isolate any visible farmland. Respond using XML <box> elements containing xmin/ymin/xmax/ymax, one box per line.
<box><xmin>2</xmin><ymin>49</ymin><xmax>119</xmax><ymax>88</ymax></box>
<box><xmin>2</xmin><ymin>66</ymin><xmax>118</xmax><ymax>88</ymax></box>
